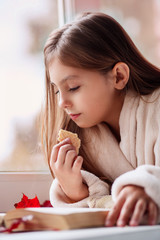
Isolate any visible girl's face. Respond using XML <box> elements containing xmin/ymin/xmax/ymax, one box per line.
<box><xmin>49</xmin><ymin>59</ymin><xmax>123</xmax><ymax>128</ymax></box>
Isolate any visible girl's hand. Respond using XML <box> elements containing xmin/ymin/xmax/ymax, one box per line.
<box><xmin>106</xmin><ymin>185</ymin><xmax>158</xmax><ymax>227</ymax></box>
<box><xmin>50</xmin><ymin>138</ymin><xmax>89</xmax><ymax>202</ymax></box>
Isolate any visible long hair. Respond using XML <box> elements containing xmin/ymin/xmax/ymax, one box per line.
<box><xmin>42</xmin><ymin>12</ymin><xmax>160</xmax><ymax>179</ymax></box>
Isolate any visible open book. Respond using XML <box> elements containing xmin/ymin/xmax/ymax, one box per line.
<box><xmin>3</xmin><ymin>207</ymin><xmax>109</xmax><ymax>232</ymax></box>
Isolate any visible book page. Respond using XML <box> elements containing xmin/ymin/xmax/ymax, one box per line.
<box><xmin>25</xmin><ymin>207</ymin><xmax>109</xmax><ymax>215</ymax></box>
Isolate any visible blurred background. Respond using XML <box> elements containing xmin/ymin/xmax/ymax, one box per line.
<box><xmin>0</xmin><ymin>0</ymin><xmax>160</xmax><ymax>172</ymax></box>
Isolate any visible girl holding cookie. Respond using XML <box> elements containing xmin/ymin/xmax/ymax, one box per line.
<box><xmin>42</xmin><ymin>12</ymin><xmax>160</xmax><ymax>227</ymax></box>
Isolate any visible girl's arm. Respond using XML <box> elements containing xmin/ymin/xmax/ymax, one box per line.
<box><xmin>50</xmin><ymin>138</ymin><xmax>89</xmax><ymax>202</ymax></box>
<box><xmin>49</xmin><ymin>138</ymin><xmax>110</xmax><ymax>207</ymax></box>
<box><xmin>106</xmin><ymin>185</ymin><xmax>158</xmax><ymax>226</ymax></box>
<box><xmin>49</xmin><ymin>169</ymin><xmax>110</xmax><ymax>208</ymax></box>
<box><xmin>106</xmin><ymin>165</ymin><xmax>160</xmax><ymax>226</ymax></box>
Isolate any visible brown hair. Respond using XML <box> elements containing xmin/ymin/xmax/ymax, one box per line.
<box><xmin>42</xmin><ymin>12</ymin><xmax>160</xmax><ymax>179</ymax></box>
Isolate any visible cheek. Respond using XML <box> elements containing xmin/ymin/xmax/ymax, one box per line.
<box><xmin>82</xmin><ymin>96</ymin><xmax>105</xmax><ymax>117</ymax></box>
<box><xmin>87</xmin><ymin>90</ymin><xmax>107</xmax><ymax>107</ymax></box>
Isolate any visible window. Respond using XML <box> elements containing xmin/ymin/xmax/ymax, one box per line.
<box><xmin>0</xmin><ymin>0</ymin><xmax>59</xmax><ymax>172</ymax></box>
<box><xmin>0</xmin><ymin>0</ymin><xmax>59</xmax><ymax>211</ymax></box>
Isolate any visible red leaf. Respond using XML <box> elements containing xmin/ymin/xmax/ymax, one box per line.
<box><xmin>41</xmin><ymin>200</ymin><xmax>52</xmax><ymax>207</ymax></box>
<box><xmin>14</xmin><ymin>194</ymin><xmax>40</xmax><ymax>208</ymax></box>
<box><xmin>28</xmin><ymin>195</ymin><xmax>41</xmax><ymax>207</ymax></box>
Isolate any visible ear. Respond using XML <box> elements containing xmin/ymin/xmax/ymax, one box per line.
<box><xmin>112</xmin><ymin>62</ymin><xmax>129</xmax><ymax>90</ymax></box>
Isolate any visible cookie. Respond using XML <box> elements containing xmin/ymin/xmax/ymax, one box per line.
<box><xmin>58</xmin><ymin>129</ymin><xmax>81</xmax><ymax>154</ymax></box>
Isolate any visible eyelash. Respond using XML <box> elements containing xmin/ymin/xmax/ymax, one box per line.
<box><xmin>55</xmin><ymin>86</ymin><xmax>80</xmax><ymax>95</ymax></box>
<box><xmin>69</xmin><ymin>86</ymin><xmax>80</xmax><ymax>92</ymax></box>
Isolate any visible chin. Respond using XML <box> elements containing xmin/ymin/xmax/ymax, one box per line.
<box><xmin>76</xmin><ymin>122</ymin><xmax>97</xmax><ymax>128</ymax></box>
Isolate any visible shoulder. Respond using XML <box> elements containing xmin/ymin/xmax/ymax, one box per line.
<box><xmin>120</xmin><ymin>88</ymin><xmax>160</xmax><ymax>126</ymax></box>
<box><xmin>124</xmin><ymin>88</ymin><xmax>160</xmax><ymax>109</ymax></box>
<box><xmin>138</xmin><ymin>88</ymin><xmax>160</xmax><ymax>116</ymax></box>
<box><xmin>137</xmin><ymin>89</ymin><xmax>160</xmax><ymax>127</ymax></box>
<box><xmin>124</xmin><ymin>88</ymin><xmax>160</xmax><ymax>102</ymax></box>
<box><xmin>142</xmin><ymin>88</ymin><xmax>160</xmax><ymax>104</ymax></box>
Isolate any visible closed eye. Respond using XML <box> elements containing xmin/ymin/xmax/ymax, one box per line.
<box><xmin>69</xmin><ymin>86</ymin><xmax>80</xmax><ymax>92</ymax></box>
<box><xmin>55</xmin><ymin>86</ymin><xmax>80</xmax><ymax>95</ymax></box>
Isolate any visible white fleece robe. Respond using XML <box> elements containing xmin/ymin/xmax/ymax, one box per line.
<box><xmin>50</xmin><ymin>88</ymin><xmax>160</xmax><ymax>210</ymax></box>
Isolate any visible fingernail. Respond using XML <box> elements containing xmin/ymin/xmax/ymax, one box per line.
<box><xmin>117</xmin><ymin>220</ymin><xmax>125</xmax><ymax>227</ymax></box>
<box><xmin>105</xmin><ymin>220</ymin><xmax>110</xmax><ymax>226</ymax></box>
<box><xmin>105</xmin><ymin>220</ymin><xmax>111</xmax><ymax>226</ymax></box>
<box><xmin>129</xmin><ymin>220</ymin><xmax>138</xmax><ymax>226</ymax></box>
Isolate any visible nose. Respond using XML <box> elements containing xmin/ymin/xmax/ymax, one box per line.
<box><xmin>58</xmin><ymin>92</ymin><xmax>71</xmax><ymax>109</ymax></box>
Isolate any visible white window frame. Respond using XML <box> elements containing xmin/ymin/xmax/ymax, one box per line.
<box><xmin>58</xmin><ymin>0</ymin><xmax>75</xmax><ymax>26</ymax></box>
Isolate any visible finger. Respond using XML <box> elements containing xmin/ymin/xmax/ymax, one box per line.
<box><xmin>105</xmin><ymin>197</ymin><xmax>125</xmax><ymax>227</ymax></box>
<box><xmin>72</xmin><ymin>156</ymin><xmax>83</xmax><ymax>172</ymax></box>
<box><xmin>148</xmin><ymin>201</ymin><xmax>158</xmax><ymax>225</ymax></box>
<box><xmin>57</xmin><ymin>144</ymin><xmax>75</xmax><ymax>166</ymax></box>
<box><xmin>65</xmin><ymin>150</ymin><xmax>77</xmax><ymax>168</ymax></box>
<box><xmin>50</xmin><ymin>138</ymin><xmax>71</xmax><ymax>165</ymax></box>
<box><xmin>129</xmin><ymin>199</ymin><xmax>147</xmax><ymax>226</ymax></box>
<box><xmin>56</xmin><ymin>137</ymin><xmax>71</xmax><ymax>148</ymax></box>
<box><xmin>117</xmin><ymin>197</ymin><xmax>137</xmax><ymax>227</ymax></box>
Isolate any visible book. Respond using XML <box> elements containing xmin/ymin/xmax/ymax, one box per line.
<box><xmin>3</xmin><ymin>207</ymin><xmax>109</xmax><ymax>232</ymax></box>
<box><xmin>0</xmin><ymin>213</ymin><xmax>5</xmax><ymax>226</ymax></box>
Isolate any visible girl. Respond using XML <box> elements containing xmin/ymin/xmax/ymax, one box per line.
<box><xmin>42</xmin><ymin>12</ymin><xmax>160</xmax><ymax>227</ymax></box>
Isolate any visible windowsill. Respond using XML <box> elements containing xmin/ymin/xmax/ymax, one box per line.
<box><xmin>0</xmin><ymin>170</ymin><xmax>51</xmax><ymax>178</ymax></box>
<box><xmin>0</xmin><ymin>171</ymin><xmax>53</xmax><ymax>212</ymax></box>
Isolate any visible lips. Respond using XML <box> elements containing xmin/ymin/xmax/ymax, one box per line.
<box><xmin>69</xmin><ymin>113</ymin><xmax>81</xmax><ymax>120</ymax></box>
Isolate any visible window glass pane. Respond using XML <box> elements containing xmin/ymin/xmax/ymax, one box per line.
<box><xmin>0</xmin><ymin>0</ymin><xmax>58</xmax><ymax>171</ymax></box>
<box><xmin>72</xmin><ymin>0</ymin><xmax>160</xmax><ymax>67</ymax></box>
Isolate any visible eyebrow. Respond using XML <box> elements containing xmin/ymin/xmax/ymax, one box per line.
<box><xmin>51</xmin><ymin>75</ymin><xmax>79</xmax><ymax>86</ymax></box>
